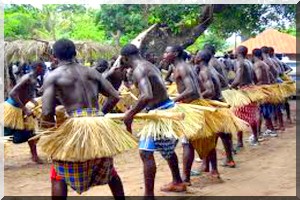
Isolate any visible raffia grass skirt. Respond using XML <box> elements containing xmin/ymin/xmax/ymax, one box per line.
<box><xmin>4</xmin><ymin>102</ymin><xmax>35</xmax><ymax>131</ymax></box>
<box><xmin>138</xmin><ymin>103</ymin><xmax>207</xmax><ymax>141</ymax></box>
<box><xmin>37</xmin><ymin>116</ymin><xmax>138</xmax><ymax>162</ymax></box>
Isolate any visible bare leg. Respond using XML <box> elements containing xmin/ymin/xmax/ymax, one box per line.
<box><xmin>161</xmin><ymin>152</ymin><xmax>186</xmax><ymax>192</ymax></box>
<box><xmin>108</xmin><ymin>173</ymin><xmax>125</xmax><ymax>200</ymax></box>
<box><xmin>251</xmin><ymin>123</ymin><xmax>258</xmax><ymax>143</ymax></box>
<box><xmin>219</xmin><ymin>133</ymin><xmax>235</xmax><ymax>167</ymax></box>
<box><xmin>51</xmin><ymin>179</ymin><xmax>67</xmax><ymax>200</ymax></box>
<box><xmin>276</xmin><ymin>108</ymin><xmax>285</xmax><ymax>131</ymax></box>
<box><xmin>285</xmin><ymin>100</ymin><xmax>292</xmax><ymax>123</ymax></box>
<box><xmin>28</xmin><ymin>138</ymin><xmax>43</xmax><ymax>164</ymax></box>
<box><xmin>258</xmin><ymin>114</ymin><xmax>263</xmax><ymax>137</ymax></box>
<box><xmin>182</xmin><ymin>143</ymin><xmax>194</xmax><ymax>184</ymax></box>
<box><xmin>208</xmin><ymin>148</ymin><xmax>220</xmax><ymax>178</ymax></box>
<box><xmin>265</xmin><ymin>118</ymin><xmax>275</xmax><ymax>131</ymax></box>
<box><xmin>139</xmin><ymin>150</ymin><xmax>156</xmax><ymax>197</ymax></box>
<box><xmin>237</xmin><ymin>131</ymin><xmax>243</xmax><ymax>148</ymax></box>
<box><xmin>166</xmin><ymin>152</ymin><xmax>183</xmax><ymax>184</ymax></box>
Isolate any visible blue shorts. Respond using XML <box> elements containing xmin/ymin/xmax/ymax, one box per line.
<box><xmin>260</xmin><ymin>103</ymin><xmax>274</xmax><ymax>119</ymax></box>
<box><xmin>139</xmin><ymin>137</ymin><xmax>178</xmax><ymax>159</ymax></box>
<box><xmin>140</xmin><ymin>98</ymin><xmax>178</xmax><ymax>159</ymax></box>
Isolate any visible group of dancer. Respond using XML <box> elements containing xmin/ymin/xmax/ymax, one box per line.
<box><xmin>3</xmin><ymin>38</ymin><xmax>295</xmax><ymax>199</ymax></box>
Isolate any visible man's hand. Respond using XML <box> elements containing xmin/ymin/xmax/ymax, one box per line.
<box><xmin>124</xmin><ymin>111</ymin><xmax>134</xmax><ymax>133</ymax></box>
<box><xmin>23</xmin><ymin>107</ymin><xmax>33</xmax><ymax>117</ymax></box>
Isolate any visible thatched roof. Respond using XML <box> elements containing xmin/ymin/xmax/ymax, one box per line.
<box><xmin>4</xmin><ymin>40</ymin><xmax>119</xmax><ymax>64</ymax></box>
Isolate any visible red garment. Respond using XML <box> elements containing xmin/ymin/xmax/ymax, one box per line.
<box><xmin>234</xmin><ymin>103</ymin><xmax>259</xmax><ymax>127</ymax></box>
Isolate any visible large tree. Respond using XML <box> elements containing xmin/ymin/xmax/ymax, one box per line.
<box><xmin>95</xmin><ymin>4</ymin><xmax>295</xmax><ymax>58</ymax></box>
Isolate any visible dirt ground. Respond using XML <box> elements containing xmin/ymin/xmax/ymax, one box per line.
<box><xmin>4</xmin><ymin>101</ymin><xmax>296</xmax><ymax>196</ymax></box>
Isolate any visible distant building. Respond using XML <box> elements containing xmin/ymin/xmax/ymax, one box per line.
<box><xmin>228</xmin><ymin>28</ymin><xmax>296</xmax><ymax>60</ymax></box>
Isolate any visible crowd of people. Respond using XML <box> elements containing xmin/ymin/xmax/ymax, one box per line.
<box><xmin>3</xmin><ymin>38</ymin><xmax>295</xmax><ymax>199</ymax></box>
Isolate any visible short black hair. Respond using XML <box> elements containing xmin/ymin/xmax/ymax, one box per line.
<box><xmin>53</xmin><ymin>38</ymin><xmax>76</xmax><ymax>61</ymax></box>
<box><xmin>197</xmin><ymin>50</ymin><xmax>212</xmax><ymax>63</ymax></box>
<box><xmin>169</xmin><ymin>45</ymin><xmax>184</xmax><ymax>59</ymax></box>
<box><xmin>121</xmin><ymin>44</ymin><xmax>139</xmax><ymax>57</ymax></box>
<box><xmin>204</xmin><ymin>44</ymin><xmax>216</xmax><ymax>55</ymax></box>
<box><xmin>237</xmin><ymin>45</ymin><xmax>248</xmax><ymax>56</ymax></box>
<box><xmin>268</xmin><ymin>46</ymin><xmax>275</xmax><ymax>54</ymax></box>
<box><xmin>252</xmin><ymin>48</ymin><xmax>262</xmax><ymax>58</ymax></box>
<box><xmin>96</xmin><ymin>59</ymin><xmax>109</xmax><ymax>73</ymax></box>
<box><xmin>261</xmin><ymin>46</ymin><xmax>269</xmax><ymax>54</ymax></box>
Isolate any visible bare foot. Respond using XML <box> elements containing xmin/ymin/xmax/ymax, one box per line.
<box><xmin>183</xmin><ymin>181</ymin><xmax>191</xmax><ymax>186</ymax></box>
<box><xmin>279</xmin><ymin>126</ymin><xmax>285</xmax><ymax>131</ymax></box>
<box><xmin>160</xmin><ymin>182</ymin><xmax>186</xmax><ymax>192</ymax></box>
<box><xmin>222</xmin><ymin>160</ymin><xmax>236</xmax><ymax>168</ymax></box>
<box><xmin>32</xmin><ymin>156</ymin><xmax>43</xmax><ymax>164</ymax></box>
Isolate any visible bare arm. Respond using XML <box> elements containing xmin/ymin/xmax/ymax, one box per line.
<box><xmin>174</xmin><ymin>67</ymin><xmax>196</xmax><ymax>102</ymax></box>
<box><xmin>165</xmin><ymin>65</ymin><xmax>173</xmax><ymax>83</ymax></box>
<box><xmin>127</xmin><ymin>69</ymin><xmax>153</xmax><ymax>117</ymax></box>
<box><xmin>253</xmin><ymin>64</ymin><xmax>262</xmax><ymax>84</ymax></box>
<box><xmin>200</xmin><ymin>71</ymin><xmax>214</xmax><ymax>97</ymax></box>
<box><xmin>9</xmin><ymin>75</ymin><xmax>30</xmax><ymax>110</ymax></box>
<box><xmin>230</xmin><ymin>62</ymin><xmax>242</xmax><ymax>89</ymax></box>
<box><xmin>90</xmin><ymin>68</ymin><xmax>120</xmax><ymax>99</ymax></box>
<box><xmin>197</xmin><ymin>71</ymin><xmax>206</xmax><ymax>92</ymax></box>
<box><xmin>41</xmin><ymin>74</ymin><xmax>56</xmax><ymax>128</ymax></box>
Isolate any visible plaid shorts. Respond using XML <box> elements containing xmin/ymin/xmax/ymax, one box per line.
<box><xmin>51</xmin><ymin>158</ymin><xmax>117</xmax><ymax>194</ymax></box>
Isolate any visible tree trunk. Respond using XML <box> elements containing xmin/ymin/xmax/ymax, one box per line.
<box><xmin>135</xmin><ymin>5</ymin><xmax>226</xmax><ymax>62</ymax></box>
<box><xmin>111</xmin><ymin>30</ymin><xmax>122</xmax><ymax>47</ymax></box>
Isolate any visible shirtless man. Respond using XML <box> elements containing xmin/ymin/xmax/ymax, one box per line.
<box><xmin>261</xmin><ymin>46</ymin><xmax>285</xmax><ymax>131</ymax></box>
<box><xmin>195</xmin><ymin>50</ymin><xmax>235</xmax><ymax>168</ymax></box>
<box><xmin>204</xmin><ymin>44</ymin><xmax>229</xmax><ymax>89</ymax></box>
<box><xmin>230</xmin><ymin>46</ymin><xmax>259</xmax><ymax>146</ymax></box>
<box><xmin>252</xmin><ymin>48</ymin><xmax>278</xmax><ymax>138</ymax></box>
<box><xmin>120</xmin><ymin>44</ymin><xmax>186</xmax><ymax>197</ymax></box>
<box><xmin>269</xmin><ymin>46</ymin><xmax>292</xmax><ymax>124</ymax></box>
<box><xmin>4</xmin><ymin>62</ymin><xmax>44</xmax><ymax>163</ymax></box>
<box><xmin>41</xmin><ymin>38</ymin><xmax>124</xmax><ymax>199</ymax></box>
<box><xmin>163</xmin><ymin>45</ymin><xmax>202</xmax><ymax>185</ymax></box>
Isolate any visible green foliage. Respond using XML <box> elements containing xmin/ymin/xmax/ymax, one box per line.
<box><xmin>4</xmin><ymin>4</ymin><xmax>296</xmax><ymax>50</ymax></box>
<box><xmin>187</xmin><ymin>32</ymin><xmax>229</xmax><ymax>54</ymax></box>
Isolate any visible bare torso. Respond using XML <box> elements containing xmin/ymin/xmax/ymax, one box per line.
<box><xmin>199</xmin><ymin>65</ymin><xmax>215</xmax><ymax>99</ymax></box>
<box><xmin>9</xmin><ymin>73</ymin><xmax>36</xmax><ymax>105</ymax></box>
<box><xmin>253</xmin><ymin>60</ymin><xmax>271</xmax><ymax>85</ymax></box>
<box><xmin>44</xmin><ymin>63</ymin><xmax>103</xmax><ymax>114</ymax></box>
<box><xmin>231</xmin><ymin>58</ymin><xmax>254</xmax><ymax>88</ymax></box>
<box><xmin>173</xmin><ymin>61</ymin><xmax>201</xmax><ymax>103</ymax></box>
<box><xmin>132</xmin><ymin>60</ymin><xmax>169</xmax><ymax>107</ymax></box>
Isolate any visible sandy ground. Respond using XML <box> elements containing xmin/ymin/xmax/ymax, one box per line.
<box><xmin>4</xmin><ymin>101</ymin><xmax>296</xmax><ymax>196</ymax></box>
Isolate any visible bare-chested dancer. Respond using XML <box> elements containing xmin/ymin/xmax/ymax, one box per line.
<box><xmin>41</xmin><ymin>38</ymin><xmax>124</xmax><ymax>199</ymax></box>
<box><xmin>195</xmin><ymin>50</ymin><xmax>236</xmax><ymax>168</ymax></box>
<box><xmin>261</xmin><ymin>46</ymin><xmax>285</xmax><ymax>131</ymax></box>
<box><xmin>204</xmin><ymin>44</ymin><xmax>229</xmax><ymax>89</ymax></box>
<box><xmin>269</xmin><ymin>46</ymin><xmax>292</xmax><ymax>124</ymax></box>
<box><xmin>252</xmin><ymin>48</ymin><xmax>278</xmax><ymax>138</ymax></box>
<box><xmin>230</xmin><ymin>46</ymin><xmax>260</xmax><ymax>146</ymax></box>
<box><xmin>163</xmin><ymin>45</ymin><xmax>203</xmax><ymax>185</ymax></box>
<box><xmin>121</xmin><ymin>44</ymin><xmax>186</xmax><ymax>197</ymax></box>
<box><xmin>4</xmin><ymin>62</ymin><xmax>44</xmax><ymax>163</ymax></box>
